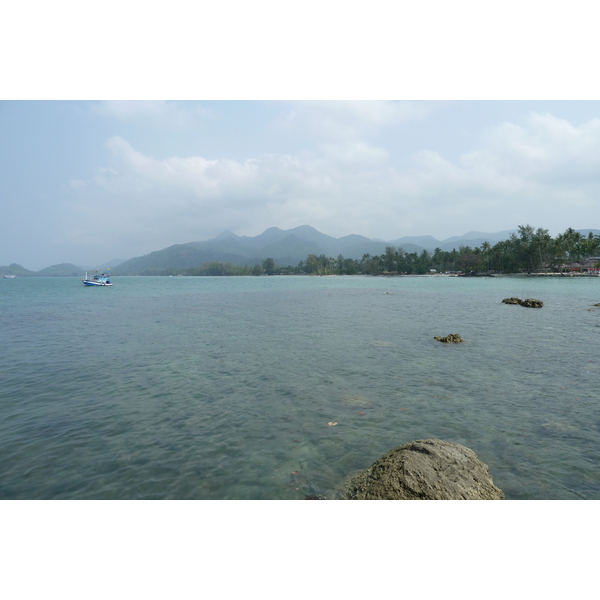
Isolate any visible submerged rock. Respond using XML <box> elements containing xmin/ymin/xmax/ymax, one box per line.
<box><xmin>344</xmin><ymin>438</ymin><xmax>504</xmax><ymax>500</ymax></box>
<box><xmin>434</xmin><ymin>333</ymin><xmax>465</xmax><ymax>343</ymax></box>
<box><xmin>502</xmin><ymin>297</ymin><xmax>522</xmax><ymax>305</ymax></box>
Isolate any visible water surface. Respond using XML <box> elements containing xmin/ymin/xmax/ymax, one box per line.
<box><xmin>1</xmin><ymin>275</ymin><xmax>599</xmax><ymax>499</ymax></box>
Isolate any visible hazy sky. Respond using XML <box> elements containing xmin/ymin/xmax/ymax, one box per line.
<box><xmin>2</xmin><ymin>100</ymin><xmax>600</xmax><ymax>269</ymax></box>
<box><xmin>3</xmin><ymin>4</ymin><xmax>599</xmax><ymax>270</ymax></box>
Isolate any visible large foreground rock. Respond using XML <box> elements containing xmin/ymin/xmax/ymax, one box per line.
<box><xmin>344</xmin><ymin>439</ymin><xmax>504</xmax><ymax>500</ymax></box>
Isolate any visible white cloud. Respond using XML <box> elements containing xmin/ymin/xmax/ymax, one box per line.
<box><xmin>392</xmin><ymin>112</ymin><xmax>600</xmax><ymax>234</ymax></box>
<box><xmin>476</xmin><ymin>113</ymin><xmax>600</xmax><ymax>177</ymax></box>
<box><xmin>65</xmin><ymin>134</ymin><xmax>396</xmax><ymax>249</ymax></box>
<box><xmin>65</xmin><ymin>111</ymin><xmax>600</xmax><ymax>258</ymax></box>
<box><xmin>93</xmin><ymin>101</ymin><xmax>213</xmax><ymax>127</ymax></box>
<box><xmin>319</xmin><ymin>141</ymin><xmax>389</xmax><ymax>165</ymax></box>
<box><xmin>276</xmin><ymin>100</ymin><xmax>435</xmax><ymax>141</ymax></box>
<box><xmin>98</xmin><ymin>101</ymin><xmax>171</xmax><ymax>118</ymax></box>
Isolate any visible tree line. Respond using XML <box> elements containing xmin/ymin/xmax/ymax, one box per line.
<box><xmin>292</xmin><ymin>226</ymin><xmax>599</xmax><ymax>276</ymax></box>
<box><xmin>131</xmin><ymin>226</ymin><xmax>600</xmax><ymax>276</ymax></box>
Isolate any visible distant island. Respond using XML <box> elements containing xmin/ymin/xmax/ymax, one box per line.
<box><xmin>0</xmin><ymin>263</ymin><xmax>84</xmax><ymax>277</ymax></box>
<box><xmin>2</xmin><ymin>225</ymin><xmax>599</xmax><ymax>277</ymax></box>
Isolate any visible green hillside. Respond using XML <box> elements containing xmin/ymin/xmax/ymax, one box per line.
<box><xmin>109</xmin><ymin>228</ymin><xmax>412</xmax><ymax>274</ymax></box>
<box><xmin>0</xmin><ymin>263</ymin><xmax>84</xmax><ymax>277</ymax></box>
<box><xmin>37</xmin><ymin>263</ymin><xmax>83</xmax><ymax>276</ymax></box>
<box><xmin>13</xmin><ymin>224</ymin><xmax>583</xmax><ymax>276</ymax></box>
<box><xmin>112</xmin><ymin>244</ymin><xmax>246</xmax><ymax>275</ymax></box>
<box><xmin>0</xmin><ymin>263</ymin><xmax>36</xmax><ymax>276</ymax></box>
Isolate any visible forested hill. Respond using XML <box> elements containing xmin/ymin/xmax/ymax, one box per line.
<box><xmin>6</xmin><ymin>226</ymin><xmax>600</xmax><ymax>276</ymax></box>
<box><xmin>0</xmin><ymin>263</ymin><xmax>83</xmax><ymax>277</ymax></box>
<box><xmin>111</xmin><ymin>225</ymin><xmax>520</xmax><ymax>275</ymax></box>
<box><xmin>115</xmin><ymin>226</ymin><xmax>600</xmax><ymax>276</ymax></box>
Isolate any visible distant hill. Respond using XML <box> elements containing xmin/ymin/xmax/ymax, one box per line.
<box><xmin>246</xmin><ymin>234</ymin><xmax>327</xmax><ymax>267</ymax></box>
<box><xmin>0</xmin><ymin>262</ymin><xmax>86</xmax><ymax>277</ymax></box>
<box><xmin>37</xmin><ymin>263</ymin><xmax>83</xmax><ymax>276</ymax></box>
<box><xmin>15</xmin><ymin>226</ymin><xmax>598</xmax><ymax>275</ymax></box>
<box><xmin>388</xmin><ymin>234</ymin><xmax>441</xmax><ymax>248</ymax></box>
<box><xmin>114</xmin><ymin>226</ymin><xmax>403</xmax><ymax>275</ymax></box>
<box><xmin>441</xmin><ymin>230</ymin><xmax>517</xmax><ymax>244</ymax></box>
<box><xmin>388</xmin><ymin>230</ymin><xmax>519</xmax><ymax>252</ymax></box>
<box><xmin>111</xmin><ymin>225</ymin><xmax>530</xmax><ymax>275</ymax></box>
<box><xmin>112</xmin><ymin>244</ymin><xmax>248</xmax><ymax>275</ymax></box>
<box><xmin>0</xmin><ymin>263</ymin><xmax>36</xmax><ymax>276</ymax></box>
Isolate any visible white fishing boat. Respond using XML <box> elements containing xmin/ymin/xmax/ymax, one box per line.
<box><xmin>82</xmin><ymin>270</ymin><xmax>113</xmax><ymax>286</ymax></box>
<box><xmin>3</xmin><ymin>275</ymin><xmax>16</xmax><ymax>279</ymax></box>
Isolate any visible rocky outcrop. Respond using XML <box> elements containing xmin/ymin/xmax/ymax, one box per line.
<box><xmin>344</xmin><ymin>439</ymin><xmax>504</xmax><ymax>500</ymax></box>
<box><xmin>434</xmin><ymin>333</ymin><xmax>465</xmax><ymax>343</ymax></box>
<box><xmin>502</xmin><ymin>297</ymin><xmax>544</xmax><ymax>308</ymax></box>
<box><xmin>520</xmin><ymin>298</ymin><xmax>543</xmax><ymax>308</ymax></box>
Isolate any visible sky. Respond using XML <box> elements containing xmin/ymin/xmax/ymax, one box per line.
<box><xmin>2</xmin><ymin>2</ymin><xmax>599</xmax><ymax>271</ymax></box>
<box><xmin>2</xmin><ymin>100</ymin><xmax>600</xmax><ymax>270</ymax></box>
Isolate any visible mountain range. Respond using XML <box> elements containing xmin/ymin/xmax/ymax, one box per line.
<box><xmin>110</xmin><ymin>225</ymin><xmax>519</xmax><ymax>275</ymax></box>
<box><xmin>5</xmin><ymin>226</ymin><xmax>600</xmax><ymax>276</ymax></box>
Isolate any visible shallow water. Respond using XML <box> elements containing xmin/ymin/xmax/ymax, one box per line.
<box><xmin>1</xmin><ymin>274</ymin><xmax>599</xmax><ymax>499</ymax></box>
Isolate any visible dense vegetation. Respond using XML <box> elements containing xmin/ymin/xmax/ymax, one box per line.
<box><xmin>291</xmin><ymin>226</ymin><xmax>600</xmax><ymax>276</ymax></box>
<box><xmin>133</xmin><ymin>225</ymin><xmax>600</xmax><ymax>277</ymax></box>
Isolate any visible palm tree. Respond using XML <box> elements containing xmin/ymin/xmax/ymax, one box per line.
<box><xmin>582</xmin><ymin>232</ymin><xmax>600</xmax><ymax>271</ymax></box>
<box><xmin>558</xmin><ymin>228</ymin><xmax>584</xmax><ymax>271</ymax></box>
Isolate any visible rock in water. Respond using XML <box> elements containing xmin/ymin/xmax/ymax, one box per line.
<box><xmin>519</xmin><ymin>298</ymin><xmax>543</xmax><ymax>308</ymax></box>
<box><xmin>501</xmin><ymin>297</ymin><xmax>543</xmax><ymax>308</ymax></box>
<box><xmin>344</xmin><ymin>439</ymin><xmax>504</xmax><ymax>500</ymax></box>
<box><xmin>434</xmin><ymin>333</ymin><xmax>465</xmax><ymax>343</ymax></box>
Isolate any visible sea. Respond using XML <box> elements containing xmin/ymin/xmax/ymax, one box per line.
<box><xmin>1</xmin><ymin>274</ymin><xmax>599</xmax><ymax>500</ymax></box>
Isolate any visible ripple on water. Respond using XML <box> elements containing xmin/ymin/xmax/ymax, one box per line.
<box><xmin>2</xmin><ymin>276</ymin><xmax>600</xmax><ymax>499</ymax></box>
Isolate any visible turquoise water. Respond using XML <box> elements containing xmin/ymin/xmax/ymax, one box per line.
<box><xmin>1</xmin><ymin>274</ymin><xmax>599</xmax><ymax>499</ymax></box>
